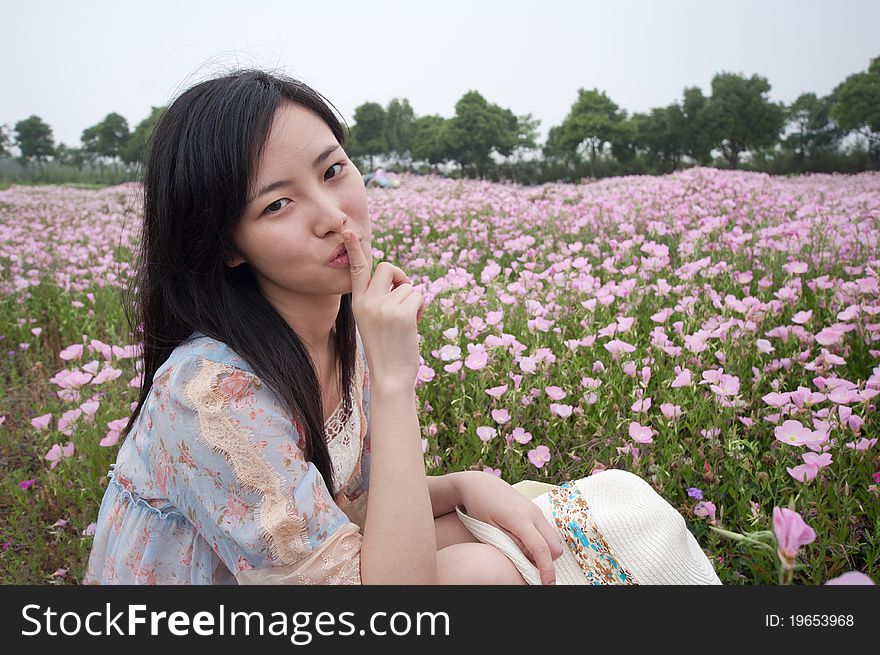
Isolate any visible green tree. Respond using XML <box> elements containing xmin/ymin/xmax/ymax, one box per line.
<box><xmin>80</xmin><ymin>124</ymin><xmax>101</xmax><ymax>169</ymax></box>
<box><xmin>703</xmin><ymin>72</ymin><xmax>786</xmax><ymax>169</ymax></box>
<box><xmin>542</xmin><ymin>124</ymin><xmax>578</xmax><ymax>172</ymax></box>
<box><xmin>410</xmin><ymin>114</ymin><xmax>451</xmax><ymax>169</ymax></box>
<box><xmin>830</xmin><ymin>55</ymin><xmax>880</xmax><ymax>165</ymax></box>
<box><xmin>54</xmin><ymin>143</ymin><xmax>86</xmax><ymax>170</ymax></box>
<box><xmin>680</xmin><ymin>87</ymin><xmax>715</xmax><ymax>165</ymax></box>
<box><xmin>0</xmin><ymin>124</ymin><xmax>12</xmax><ymax>158</ymax></box>
<box><xmin>446</xmin><ymin>91</ymin><xmax>520</xmax><ymax>179</ymax></box>
<box><xmin>383</xmin><ymin>98</ymin><xmax>415</xmax><ymax>166</ymax></box>
<box><xmin>121</xmin><ymin>106</ymin><xmax>165</xmax><ymax>166</ymax></box>
<box><xmin>630</xmin><ymin>103</ymin><xmax>687</xmax><ymax>173</ymax></box>
<box><xmin>348</xmin><ymin>102</ymin><xmax>387</xmax><ymax>170</ymax></box>
<box><xmin>781</xmin><ymin>93</ymin><xmax>843</xmax><ymax>172</ymax></box>
<box><xmin>14</xmin><ymin>115</ymin><xmax>55</xmax><ymax>170</ymax></box>
<box><xmin>609</xmin><ymin>118</ymin><xmax>638</xmax><ymax>167</ymax></box>
<box><xmin>81</xmin><ymin>113</ymin><xmax>130</xmax><ymax>172</ymax></box>
<box><xmin>552</xmin><ymin>89</ymin><xmax>626</xmax><ymax>177</ymax></box>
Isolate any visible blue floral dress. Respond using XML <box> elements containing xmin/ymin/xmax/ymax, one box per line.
<box><xmin>83</xmin><ymin>330</ymin><xmax>372</xmax><ymax>585</ymax></box>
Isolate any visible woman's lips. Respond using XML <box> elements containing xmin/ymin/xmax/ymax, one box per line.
<box><xmin>328</xmin><ymin>243</ymin><xmax>347</xmax><ymax>263</ymax></box>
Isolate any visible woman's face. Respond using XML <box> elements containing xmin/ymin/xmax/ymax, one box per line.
<box><xmin>227</xmin><ymin>101</ymin><xmax>372</xmax><ymax>298</ymax></box>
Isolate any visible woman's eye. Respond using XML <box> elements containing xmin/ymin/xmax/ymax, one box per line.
<box><xmin>264</xmin><ymin>198</ymin><xmax>291</xmax><ymax>214</ymax></box>
<box><xmin>325</xmin><ymin>162</ymin><xmax>345</xmax><ymax>180</ymax></box>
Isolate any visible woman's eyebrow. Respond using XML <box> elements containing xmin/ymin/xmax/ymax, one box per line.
<box><xmin>249</xmin><ymin>144</ymin><xmax>341</xmax><ymax>205</ymax></box>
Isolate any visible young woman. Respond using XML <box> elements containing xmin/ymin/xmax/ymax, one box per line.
<box><xmin>83</xmin><ymin>69</ymin><xmax>566</xmax><ymax>585</ymax></box>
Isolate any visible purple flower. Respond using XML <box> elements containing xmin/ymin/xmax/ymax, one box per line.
<box><xmin>19</xmin><ymin>479</ymin><xmax>35</xmax><ymax>490</ymax></box>
<box><xmin>686</xmin><ymin>487</ymin><xmax>703</xmax><ymax>500</ymax></box>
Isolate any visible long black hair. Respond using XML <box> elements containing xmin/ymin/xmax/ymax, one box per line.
<box><xmin>121</xmin><ymin>69</ymin><xmax>357</xmax><ymax>498</ymax></box>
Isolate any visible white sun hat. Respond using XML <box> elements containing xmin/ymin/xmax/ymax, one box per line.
<box><xmin>454</xmin><ymin>468</ymin><xmax>722</xmax><ymax>585</ymax></box>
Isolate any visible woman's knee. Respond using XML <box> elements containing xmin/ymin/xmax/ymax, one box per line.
<box><xmin>436</xmin><ymin>542</ymin><xmax>528</xmax><ymax>585</ymax></box>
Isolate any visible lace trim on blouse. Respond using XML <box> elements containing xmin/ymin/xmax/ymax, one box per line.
<box><xmin>184</xmin><ymin>358</ymin><xmax>312</xmax><ymax>565</ymax></box>
<box><xmin>234</xmin><ymin>523</ymin><xmax>363</xmax><ymax>585</ymax></box>
<box><xmin>326</xmin><ymin>348</ymin><xmax>367</xmax><ymax>492</ymax></box>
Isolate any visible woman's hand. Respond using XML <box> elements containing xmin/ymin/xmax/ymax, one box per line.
<box><xmin>454</xmin><ymin>471</ymin><xmax>564</xmax><ymax>585</ymax></box>
<box><xmin>343</xmin><ymin>230</ymin><xmax>425</xmax><ymax>385</ymax></box>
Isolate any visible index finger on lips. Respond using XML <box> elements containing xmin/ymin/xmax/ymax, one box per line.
<box><xmin>342</xmin><ymin>231</ymin><xmax>369</xmax><ymax>298</ymax></box>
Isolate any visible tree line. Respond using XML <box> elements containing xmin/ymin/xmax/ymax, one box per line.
<box><xmin>2</xmin><ymin>56</ymin><xmax>877</xmax><ymax>186</ymax></box>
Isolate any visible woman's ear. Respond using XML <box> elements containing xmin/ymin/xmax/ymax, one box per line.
<box><xmin>224</xmin><ymin>252</ymin><xmax>245</xmax><ymax>268</ymax></box>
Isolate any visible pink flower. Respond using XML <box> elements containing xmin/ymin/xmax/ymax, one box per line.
<box><xmin>550</xmin><ymin>403</ymin><xmax>573</xmax><ymax>418</ymax></box>
<box><xmin>82</xmin><ymin>523</ymin><xmax>97</xmax><ymax>536</ymax></box>
<box><xmin>52</xmin><ymin>519</ymin><xmax>69</xmax><ymax>528</ymax></box>
<box><xmin>527</xmin><ymin>445</ymin><xmax>551</xmax><ymax>468</ymax></box>
<box><xmin>773</xmin><ymin>507</ymin><xmax>816</xmax><ymax>569</ymax></box>
<box><xmin>443</xmin><ymin>360</ymin><xmax>463</xmax><ymax>373</ymax></box>
<box><xmin>631</xmin><ymin>396</ymin><xmax>652</xmax><ymax>412</ymax></box>
<box><xmin>491</xmin><ymin>408</ymin><xmax>511</xmax><ymax>424</ymax></box>
<box><xmin>31</xmin><ymin>413</ymin><xmax>52</xmax><ymax>430</ymax></box>
<box><xmin>100</xmin><ymin>430</ymin><xmax>121</xmax><ymax>447</ymax></box>
<box><xmin>756</xmin><ymin>339</ymin><xmax>774</xmax><ymax>354</ymax></box>
<box><xmin>464</xmin><ymin>347</ymin><xmax>489</xmax><ymax>370</ymax></box>
<box><xmin>476</xmin><ymin>426</ymin><xmax>497</xmax><ymax>442</ymax></box>
<box><xmin>511</xmin><ymin>427</ymin><xmax>533</xmax><ymax>445</ymax></box>
<box><xmin>693</xmin><ymin>501</ymin><xmax>716</xmax><ymax>521</ymax></box>
<box><xmin>419</xmin><ymin>363</ymin><xmax>447</xmax><ymax>388</ymax></box>
<box><xmin>825</xmin><ymin>571</ymin><xmax>876</xmax><ymax>585</ymax></box>
<box><xmin>762</xmin><ymin>391</ymin><xmax>791</xmax><ymax>408</ymax></box>
<box><xmin>628</xmin><ymin>421</ymin><xmax>654</xmax><ymax>444</ymax></box>
<box><xmin>801</xmin><ymin>452</ymin><xmax>832</xmax><ymax>469</ymax></box>
<box><xmin>774</xmin><ymin>419</ymin><xmax>811</xmax><ymax>446</ymax></box>
<box><xmin>670</xmin><ymin>368</ymin><xmax>692</xmax><ymax>388</ymax></box>
<box><xmin>482</xmin><ymin>467</ymin><xmax>502</xmax><ymax>477</ymax></box>
<box><xmin>19</xmin><ymin>479</ymin><xmax>36</xmax><ymax>490</ymax></box>
<box><xmin>786</xmin><ymin>463</ymin><xmax>819</xmax><ymax>483</ymax></box>
<box><xmin>545</xmin><ymin>385</ymin><xmax>567</xmax><ymax>400</ymax></box>
<box><xmin>44</xmin><ymin>443</ymin><xmax>75</xmax><ymax>469</ymax></box>
<box><xmin>604</xmin><ymin>339</ymin><xmax>636</xmax><ymax>358</ymax></box>
<box><xmin>79</xmin><ymin>399</ymin><xmax>100</xmax><ymax>418</ymax></box>
<box><xmin>485</xmin><ymin>384</ymin><xmax>508</xmax><ymax>398</ymax></box>
<box><xmin>710</xmin><ymin>374</ymin><xmax>740</xmax><ymax>397</ymax></box>
<box><xmin>616</xmin><ymin>443</ymin><xmax>640</xmax><ymax>463</ymax></box>
<box><xmin>59</xmin><ymin>343</ymin><xmax>84</xmax><ymax>360</ymax></box>
<box><xmin>438</xmin><ymin>344</ymin><xmax>461</xmax><ymax>361</ymax></box>
<box><xmin>792</xmin><ymin>310</ymin><xmax>812</xmax><ymax>324</ymax></box>
<box><xmin>660</xmin><ymin>402</ymin><xmax>682</xmax><ymax>419</ymax></box>
<box><xmin>519</xmin><ymin>356</ymin><xmax>537</xmax><ymax>374</ymax></box>
<box><xmin>845</xmin><ymin>437</ymin><xmax>877</xmax><ymax>451</ymax></box>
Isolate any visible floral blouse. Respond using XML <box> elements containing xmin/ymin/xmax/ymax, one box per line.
<box><xmin>83</xmin><ymin>330</ymin><xmax>373</xmax><ymax>585</ymax></box>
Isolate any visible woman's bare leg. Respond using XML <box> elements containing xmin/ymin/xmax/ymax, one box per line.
<box><xmin>434</xmin><ymin>511</ymin><xmax>479</xmax><ymax>550</ymax></box>
<box><xmin>436</xmin><ymin>542</ymin><xmax>528</xmax><ymax>585</ymax></box>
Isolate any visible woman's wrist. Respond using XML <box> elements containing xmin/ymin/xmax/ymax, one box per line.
<box><xmin>427</xmin><ymin>471</ymin><xmax>471</xmax><ymax>518</ymax></box>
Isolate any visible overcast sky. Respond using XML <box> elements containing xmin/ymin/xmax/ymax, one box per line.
<box><xmin>4</xmin><ymin>0</ymin><xmax>878</xmax><ymax>148</ymax></box>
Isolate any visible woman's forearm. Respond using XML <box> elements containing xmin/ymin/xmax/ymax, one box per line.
<box><xmin>360</xmin><ymin>380</ymin><xmax>437</xmax><ymax>584</ymax></box>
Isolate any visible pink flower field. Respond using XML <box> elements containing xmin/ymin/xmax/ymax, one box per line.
<box><xmin>0</xmin><ymin>167</ymin><xmax>878</xmax><ymax>584</ymax></box>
